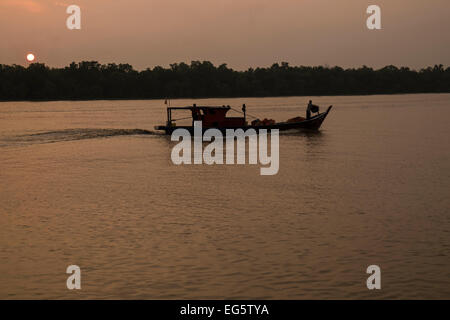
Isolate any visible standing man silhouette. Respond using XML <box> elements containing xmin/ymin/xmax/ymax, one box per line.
<box><xmin>307</xmin><ymin>100</ymin><xmax>319</xmax><ymax>119</ymax></box>
<box><xmin>307</xmin><ymin>100</ymin><xmax>313</xmax><ymax>119</ymax></box>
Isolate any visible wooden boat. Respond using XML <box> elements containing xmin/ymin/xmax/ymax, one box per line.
<box><xmin>155</xmin><ymin>104</ymin><xmax>332</xmax><ymax>135</ymax></box>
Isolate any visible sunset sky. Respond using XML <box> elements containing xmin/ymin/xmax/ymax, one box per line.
<box><xmin>1</xmin><ymin>0</ymin><xmax>449</xmax><ymax>70</ymax></box>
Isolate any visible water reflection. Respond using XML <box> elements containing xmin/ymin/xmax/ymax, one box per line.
<box><xmin>1</xmin><ymin>95</ymin><xmax>449</xmax><ymax>299</ymax></box>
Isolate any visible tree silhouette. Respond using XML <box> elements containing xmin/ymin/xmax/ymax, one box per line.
<box><xmin>0</xmin><ymin>61</ymin><xmax>448</xmax><ymax>101</ymax></box>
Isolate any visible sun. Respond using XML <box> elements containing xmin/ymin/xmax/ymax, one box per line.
<box><xmin>26</xmin><ymin>53</ymin><xmax>35</xmax><ymax>62</ymax></box>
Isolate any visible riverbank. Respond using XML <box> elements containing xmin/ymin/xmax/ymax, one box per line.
<box><xmin>1</xmin><ymin>61</ymin><xmax>449</xmax><ymax>101</ymax></box>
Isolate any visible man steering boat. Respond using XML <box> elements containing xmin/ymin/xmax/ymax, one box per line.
<box><xmin>307</xmin><ymin>100</ymin><xmax>320</xmax><ymax>119</ymax></box>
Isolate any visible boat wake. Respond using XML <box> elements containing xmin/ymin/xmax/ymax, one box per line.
<box><xmin>2</xmin><ymin>128</ymin><xmax>162</xmax><ymax>147</ymax></box>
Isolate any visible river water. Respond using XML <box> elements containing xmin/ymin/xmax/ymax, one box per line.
<box><xmin>0</xmin><ymin>94</ymin><xmax>449</xmax><ymax>299</ymax></box>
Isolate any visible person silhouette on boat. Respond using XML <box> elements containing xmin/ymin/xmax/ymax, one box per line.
<box><xmin>307</xmin><ymin>100</ymin><xmax>320</xmax><ymax>119</ymax></box>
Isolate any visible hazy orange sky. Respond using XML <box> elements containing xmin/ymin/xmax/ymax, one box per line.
<box><xmin>1</xmin><ymin>0</ymin><xmax>449</xmax><ymax>70</ymax></box>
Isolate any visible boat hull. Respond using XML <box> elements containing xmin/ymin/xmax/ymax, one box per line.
<box><xmin>155</xmin><ymin>106</ymin><xmax>332</xmax><ymax>135</ymax></box>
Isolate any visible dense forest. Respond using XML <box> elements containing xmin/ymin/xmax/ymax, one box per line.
<box><xmin>0</xmin><ymin>61</ymin><xmax>449</xmax><ymax>100</ymax></box>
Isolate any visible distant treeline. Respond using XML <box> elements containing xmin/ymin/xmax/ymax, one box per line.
<box><xmin>0</xmin><ymin>61</ymin><xmax>449</xmax><ymax>100</ymax></box>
